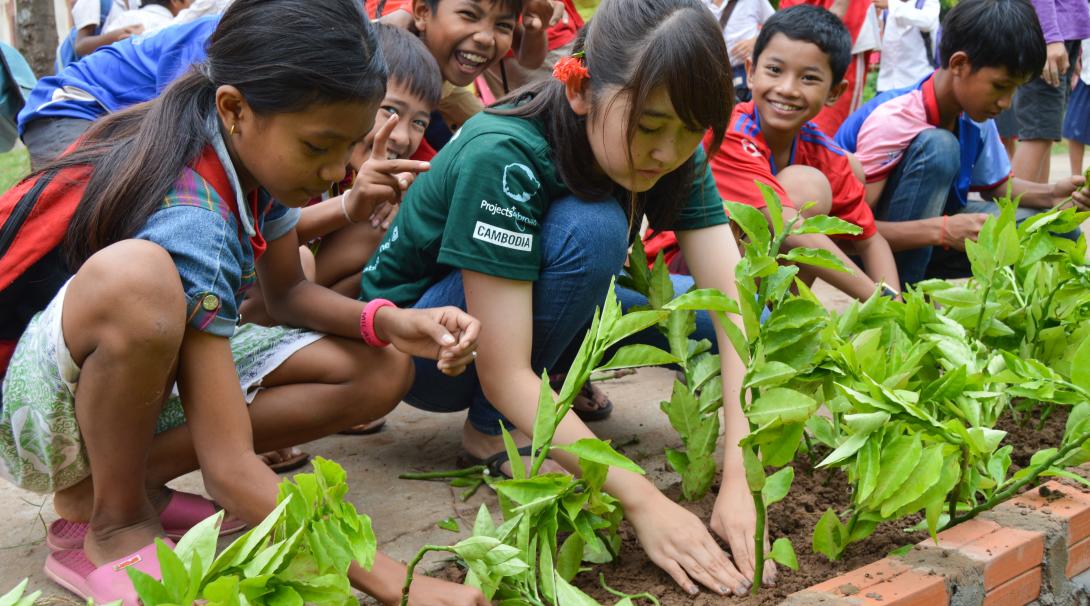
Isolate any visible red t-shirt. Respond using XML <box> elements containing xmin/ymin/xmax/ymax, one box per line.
<box><xmin>642</xmin><ymin>101</ymin><xmax>876</xmax><ymax>263</ymax></box>
<box><xmin>708</xmin><ymin>101</ymin><xmax>876</xmax><ymax>240</ymax></box>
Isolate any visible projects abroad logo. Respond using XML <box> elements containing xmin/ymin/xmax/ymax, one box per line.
<box><xmin>480</xmin><ymin>200</ymin><xmax>539</xmax><ymax>232</ymax></box>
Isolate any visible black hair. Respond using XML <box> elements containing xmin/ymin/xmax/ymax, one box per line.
<box><xmin>374</xmin><ymin>23</ymin><xmax>442</xmax><ymax>108</ymax></box>
<box><xmin>938</xmin><ymin>0</ymin><xmax>1045</xmax><ymax>80</ymax></box>
<box><xmin>751</xmin><ymin>5</ymin><xmax>852</xmax><ymax>83</ymax></box>
<box><xmin>141</xmin><ymin>0</ymin><xmax>173</xmax><ymax>7</ymax></box>
<box><xmin>50</xmin><ymin>0</ymin><xmax>386</xmax><ymax>268</ymax></box>
<box><xmin>489</xmin><ymin>0</ymin><xmax>733</xmax><ymax>229</ymax></box>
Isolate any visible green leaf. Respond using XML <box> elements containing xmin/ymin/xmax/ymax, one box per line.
<box><xmin>725</xmin><ymin>200</ymin><xmax>772</xmax><ymax>251</ymax></box>
<box><xmin>552</xmin><ymin>438</ymin><xmax>645</xmax><ymax>475</ymax></box>
<box><xmin>554</xmin><ymin>574</ymin><xmax>603</xmax><ymax>605</ymax></box>
<box><xmin>762</xmin><ymin>467</ymin><xmax>794</xmax><ymax>506</ymax></box>
<box><xmin>1071</xmin><ymin>335</ymin><xmax>1090</xmax><ymax>395</ymax></box>
<box><xmin>865</xmin><ymin>434</ymin><xmax>923</xmax><ymax>508</ymax></box>
<box><xmin>879</xmin><ymin>444</ymin><xmax>944</xmax><ymax>517</ymax></box>
<box><xmin>1065</xmin><ymin>403</ymin><xmax>1090</xmax><ymax>447</ymax></box>
<box><xmin>556</xmin><ymin>534</ymin><xmax>585</xmax><ymax>581</ymax></box>
<box><xmin>665</xmin><ymin>288</ymin><xmax>741</xmax><ymax>314</ymax></box>
<box><xmin>531</xmin><ymin>370</ymin><xmax>560</xmax><ymax>471</ymax></box>
<box><xmin>742</xmin><ymin>447</ymin><xmax>766</xmax><ymax>492</ymax></box>
<box><xmin>499</xmin><ymin>421</ymin><xmax>527</xmax><ymax>480</ymax></box>
<box><xmin>201</xmin><ymin>575</ymin><xmax>242</xmax><ymax>606</ymax></box>
<box><xmin>173</xmin><ymin>510</ymin><xmax>221</xmax><ymax>582</ymax></box>
<box><xmin>127</xmin><ymin>569</ymin><xmax>173</xmax><ymax>606</ymax></box>
<box><xmin>156</xmin><ymin>538</ymin><xmax>190</xmax><ymax>603</ymax></box>
<box><xmin>761</xmin><ymin>422</ymin><xmax>804</xmax><ymax>467</ymax></box>
<box><xmin>756</xmin><ymin>181</ymin><xmax>786</xmax><ymax>240</ymax></box>
<box><xmin>437</xmin><ymin>517</ymin><xmax>460</xmax><ymax>532</ymax></box>
<box><xmin>855</xmin><ymin>438</ymin><xmax>881</xmax><ymax>504</ymax></box>
<box><xmin>494</xmin><ymin>475</ymin><xmax>571</xmax><ymax>507</ymax></box>
<box><xmin>793</xmin><ymin>214</ymin><xmax>863</xmax><ymax>236</ymax></box>
<box><xmin>780</xmin><ymin>247</ymin><xmax>851</xmax><ymax>273</ymax></box>
<box><xmin>208</xmin><ymin>496</ymin><xmax>292</xmax><ymax>578</ymax></box>
<box><xmin>648</xmin><ymin>253</ymin><xmax>675</xmax><ymax>310</ymax></box>
<box><xmin>605</xmin><ymin>310</ymin><xmax>670</xmax><ymax>348</ymax></box>
<box><xmin>0</xmin><ymin>579</ymin><xmax>39</xmax><ymax>606</ymax></box>
<box><xmin>743</xmin><ymin>361</ymin><xmax>797</xmax><ymax>389</ymax></box>
<box><xmin>747</xmin><ymin>387</ymin><xmax>818</xmax><ymax>427</ymax></box>
<box><xmin>813</xmin><ymin>508</ymin><xmax>844</xmax><ymax>561</ymax></box>
<box><xmin>769</xmin><ymin>537</ymin><xmax>800</xmax><ymax>570</ymax></box>
<box><xmin>597</xmin><ymin>344</ymin><xmax>680</xmax><ymax>372</ymax></box>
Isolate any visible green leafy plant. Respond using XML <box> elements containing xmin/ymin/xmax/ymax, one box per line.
<box><xmin>618</xmin><ymin>242</ymin><xmax>724</xmax><ymax>501</ymax></box>
<box><xmin>129</xmin><ymin>457</ymin><xmax>375</xmax><ymax>606</ymax></box>
<box><xmin>0</xmin><ymin>580</ymin><xmax>40</xmax><ymax>606</ymax></box>
<box><xmin>400</xmin><ymin>282</ymin><xmax>674</xmax><ymax>605</ymax></box>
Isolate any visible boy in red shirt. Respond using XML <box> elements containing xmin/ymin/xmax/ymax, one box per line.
<box><xmin>648</xmin><ymin>4</ymin><xmax>899</xmax><ymax>300</ymax></box>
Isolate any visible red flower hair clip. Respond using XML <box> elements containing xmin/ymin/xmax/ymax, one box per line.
<box><xmin>553</xmin><ymin>53</ymin><xmax>589</xmax><ymax>88</ymax></box>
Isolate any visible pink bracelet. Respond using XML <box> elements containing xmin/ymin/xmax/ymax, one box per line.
<box><xmin>360</xmin><ymin>298</ymin><xmax>396</xmax><ymax>347</ymax></box>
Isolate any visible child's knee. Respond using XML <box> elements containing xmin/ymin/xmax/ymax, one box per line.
<box><xmin>778</xmin><ymin>165</ymin><xmax>833</xmax><ymax>217</ymax></box>
<box><xmin>908</xmin><ymin>128</ymin><xmax>960</xmax><ymax>180</ymax></box>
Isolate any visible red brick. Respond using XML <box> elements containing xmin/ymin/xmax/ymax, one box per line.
<box><xmin>955</xmin><ymin>526</ymin><xmax>1044</xmax><ymax>590</ymax></box>
<box><xmin>1003</xmin><ymin>481</ymin><xmax>1090</xmax><ymax>543</ymax></box>
<box><xmin>1067</xmin><ymin>535</ymin><xmax>1090</xmax><ymax>577</ymax></box>
<box><xmin>846</xmin><ymin>569</ymin><xmax>948</xmax><ymax>605</ymax></box>
<box><xmin>809</xmin><ymin>558</ymin><xmax>912</xmax><ymax>596</ymax></box>
<box><xmin>983</xmin><ymin>567</ymin><xmax>1041</xmax><ymax>606</ymax></box>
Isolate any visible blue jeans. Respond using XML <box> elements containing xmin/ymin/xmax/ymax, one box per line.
<box><xmin>874</xmin><ymin>128</ymin><xmax>960</xmax><ymax>286</ymax></box>
<box><xmin>405</xmin><ymin>195</ymin><xmax>630</xmax><ymax>435</ymax></box>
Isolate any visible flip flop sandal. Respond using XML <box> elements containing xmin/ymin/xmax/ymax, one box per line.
<box><xmin>260</xmin><ymin>447</ymin><xmax>312</xmax><ymax>474</ymax></box>
<box><xmin>457</xmin><ymin>445</ymin><xmax>535</xmax><ymax>480</ymax></box>
<box><xmin>549</xmin><ymin>375</ymin><xmax>614</xmax><ymax>422</ymax></box>
<box><xmin>46</xmin><ymin>491</ymin><xmax>247</xmax><ymax>551</ymax></box>
<box><xmin>338</xmin><ymin>417</ymin><xmax>388</xmax><ymax>435</ymax></box>
<box><xmin>45</xmin><ymin>539</ymin><xmax>173</xmax><ymax>606</ymax></box>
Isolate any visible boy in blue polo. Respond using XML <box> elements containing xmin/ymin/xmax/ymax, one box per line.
<box><xmin>836</xmin><ymin>0</ymin><xmax>1090</xmax><ymax>285</ymax></box>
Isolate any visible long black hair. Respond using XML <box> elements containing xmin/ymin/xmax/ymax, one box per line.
<box><xmin>490</xmin><ymin>0</ymin><xmax>733</xmax><ymax>229</ymax></box>
<box><xmin>51</xmin><ymin>0</ymin><xmax>387</xmax><ymax>268</ymax></box>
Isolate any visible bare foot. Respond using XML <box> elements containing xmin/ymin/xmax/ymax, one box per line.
<box><xmin>461</xmin><ymin>421</ymin><xmax>565</xmax><ymax>477</ymax></box>
<box><xmin>84</xmin><ymin>512</ymin><xmax>164</xmax><ymax>566</ymax></box>
<box><xmin>54</xmin><ymin>479</ymin><xmax>171</xmax><ymax>523</ymax></box>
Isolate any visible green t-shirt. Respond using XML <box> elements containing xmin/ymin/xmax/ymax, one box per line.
<box><xmin>359</xmin><ymin>110</ymin><xmax>728</xmax><ymax>306</ymax></box>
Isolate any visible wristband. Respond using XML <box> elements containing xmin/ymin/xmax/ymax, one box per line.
<box><xmin>877</xmin><ymin>281</ymin><xmax>900</xmax><ymax>299</ymax></box>
<box><xmin>341</xmin><ymin>194</ymin><xmax>357</xmax><ymax>224</ymax></box>
<box><xmin>360</xmin><ymin>298</ymin><xmax>396</xmax><ymax>347</ymax></box>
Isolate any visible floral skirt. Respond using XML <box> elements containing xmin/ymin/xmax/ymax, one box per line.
<box><xmin>0</xmin><ymin>282</ymin><xmax>322</xmax><ymax>493</ymax></box>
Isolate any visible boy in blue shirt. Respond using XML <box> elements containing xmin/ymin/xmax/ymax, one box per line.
<box><xmin>836</xmin><ymin>0</ymin><xmax>1090</xmax><ymax>285</ymax></box>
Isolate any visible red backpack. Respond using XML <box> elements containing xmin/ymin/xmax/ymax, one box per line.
<box><xmin>0</xmin><ymin>147</ymin><xmax>239</xmax><ymax>379</ymax></box>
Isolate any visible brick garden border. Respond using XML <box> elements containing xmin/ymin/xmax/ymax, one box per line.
<box><xmin>781</xmin><ymin>481</ymin><xmax>1090</xmax><ymax>606</ymax></box>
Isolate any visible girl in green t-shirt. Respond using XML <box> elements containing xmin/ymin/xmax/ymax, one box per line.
<box><xmin>360</xmin><ymin>0</ymin><xmax>771</xmax><ymax>595</ymax></box>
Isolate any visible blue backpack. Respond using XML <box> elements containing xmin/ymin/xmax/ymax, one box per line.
<box><xmin>54</xmin><ymin>0</ymin><xmax>114</xmax><ymax>74</ymax></box>
<box><xmin>0</xmin><ymin>43</ymin><xmax>36</xmax><ymax>152</ymax></box>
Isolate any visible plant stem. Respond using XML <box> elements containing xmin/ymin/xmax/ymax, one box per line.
<box><xmin>802</xmin><ymin>432</ymin><xmax>816</xmax><ymax>474</ymax></box>
<box><xmin>949</xmin><ymin>431</ymin><xmax>1090</xmax><ymax>527</ymax></box>
<box><xmin>750</xmin><ymin>487</ymin><xmax>766</xmax><ymax>595</ymax></box>
<box><xmin>950</xmin><ymin>445</ymin><xmax>971</xmax><ymax>522</ymax></box>
<box><xmin>399</xmin><ymin>466</ymin><xmax>485</xmax><ymax>481</ymax></box>
<box><xmin>974</xmin><ymin>282</ymin><xmax>993</xmax><ymax>342</ymax></box>
<box><xmin>400</xmin><ymin>545</ymin><xmax>456</xmax><ymax>606</ymax></box>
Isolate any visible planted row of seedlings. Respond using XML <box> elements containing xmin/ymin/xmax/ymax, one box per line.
<box><xmin>5</xmin><ymin>189</ymin><xmax>1090</xmax><ymax>605</ymax></box>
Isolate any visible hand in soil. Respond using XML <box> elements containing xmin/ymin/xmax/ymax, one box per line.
<box><xmin>712</xmin><ymin>481</ymin><xmax>778</xmax><ymax>587</ymax></box>
<box><xmin>628</xmin><ymin>491</ymin><xmax>752</xmax><ymax>596</ymax></box>
<box><xmin>399</xmin><ymin>574</ymin><xmax>488</xmax><ymax>606</ymax></box>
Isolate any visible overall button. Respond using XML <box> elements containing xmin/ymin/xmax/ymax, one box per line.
<box><xmin>201</xmin><ymin>294</ymin><xmax>220</xmax><ymax>311</ymax></box>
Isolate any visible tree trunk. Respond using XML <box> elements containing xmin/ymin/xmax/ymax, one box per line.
<box><xmin>15</xmin><ymin>0</ymin><xmax>58</xmax><ymax>77</ymax></box>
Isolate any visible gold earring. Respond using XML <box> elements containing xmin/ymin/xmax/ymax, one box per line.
<box><xmin>229</xmin><ymin>123</ymin><xmax>237</xmax><ymax>136</ymax></box>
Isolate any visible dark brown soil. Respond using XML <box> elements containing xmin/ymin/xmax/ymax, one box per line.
<box><xmin>434</xmin><ymin>406</ymin><xmax>1078</xmax><ymax>605</ymax></box>
<box><xmin>572</xmin><ymin>461</ymin><xmax>927</xmax><ymax>605</ymax></box>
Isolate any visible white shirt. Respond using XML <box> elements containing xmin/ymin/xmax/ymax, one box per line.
<box><xmin>1080</xmin><ymin>38</ymin><xmax>1090</xmax><ymax>85</ymax></box>
<box><xmin>702</xmin><ymin>0</ymin><xmax>776</xmax><ymax>66</ymax></box>
<box><xmin>876</xmin><ymin>0</ymin><xmax>940</xmax><ymax>91</ymax></box>
<box><xmin>174</xmin><ymin>0</ymin><xmax>234</xmax><ymax>25</ymax></box>
<box><xmin>106</xmin><ymin>4</ymin><xmax>175</xmax><ymax>35</ymax></box>
<box><xmin>853</xmin><ymin>4</ymin><xmax>882</xmax><ymax>54</ymax></box>
<box><xmin>69</xmin><ymin>0</ymin><xmax>141</xmax><ymax>32</ymax></box>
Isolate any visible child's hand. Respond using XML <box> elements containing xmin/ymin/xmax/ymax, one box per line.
<box><xmin>522</xmin><ymin>0</ymin><xmax>563</xmax><ymax>32</ymax></box>
<box><xmin>348</xmin><ymin>114</ymin><xmax>430</xmax><ymax>220</ymax></box>
<box><xmin>400</xmin><ymin>575</ymin><xmax>488</xmax><ymax>606</ymax></box>
<box><xmin>369</xmin><ymin>200</ymin><xmax>400</xmax><ymax>230</ymax></box>
<box><xmin>942</xmin><ymin>213</ymin><xmax>989</xmax><ymax>250</ymax></box>
<box><xmin>1051</xmin><ymin>175</ymin><xmax>1090</xmax><ymax>210</ymax></box>
<box><xmin>627</xmin><ymin>490</ymin><xmax>753</xmax><ymax>596</ymax></box>
<box><xmin>374</xmin><ymin>306</ymin><xmax>480</xmax><ymax>376</ymax></box>
<box><xmin>110</xmin><ymin>24</ymin><xmax>144</xmax><ymax>42</ymax></box>
<box><xmin>711</xmin><ymin>477</ymin><xmax>777</xmax><ymax>589</ymax></box>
